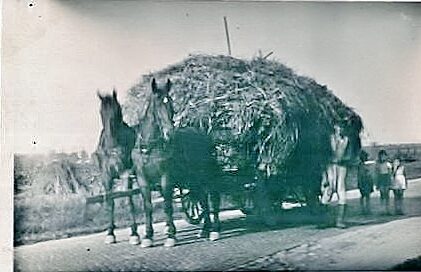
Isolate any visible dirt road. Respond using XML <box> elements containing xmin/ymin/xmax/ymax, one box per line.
<box><xmin>236</xmin><ymin>216</ymin><xmax>421</xmax><ymax>271</ymax></box>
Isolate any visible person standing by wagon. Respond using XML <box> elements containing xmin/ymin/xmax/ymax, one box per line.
<box><xmin>320</xmin><ymin>123</ymin><xmax>350</xmax><ymax>228</ymax></box>
<box><xmin>375</xmin><ymin>149</ymin><xmax>392</xmax><ymax>215</ymax></box>
<box><xmin>391</xmin><ymin>156</ymin><xmax>408</xmax><ymax>215</ymax></box>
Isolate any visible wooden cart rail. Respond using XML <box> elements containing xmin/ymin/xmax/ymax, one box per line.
<box><xmin>84</xmin><ymin>186</ymin><xmax>205</xmax><ymax>225</ymax></box>
<box><xmin>85</xmin><ymin>188</ymin><xmax>142</xmax><ymax>205</ymax></box>
<box><xmin>85</xmin><ymin>187</ymin><xmax>178</xmax><ymax>205</ymax></box>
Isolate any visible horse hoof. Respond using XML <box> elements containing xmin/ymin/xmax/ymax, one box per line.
<box><xmin>164</xmin><ymin>238</ymin><xmax>176</xmax><ymax>247</ymax></box>
<box><xmin>141</xmin><ymin>238</ymin><xmax>153</xmax><ymax>248</ymax></box>
<box><xmin>336</xmin><ymin>223</ymin><xmax>347</xmax><ymax>229</ymax></box>
<box><xmin>129</xmin><ymin>235</ymin><xmax>140</xmax><ymax>245</ymax></box>
<box><xmin>209</xmin><ymin>232</ymin><xmax>220</xmax><ymax>241</ymax></box>
<box><xmin>197</xmin><ymin>231</ymin><xmax>209</xmax><ymax>239</ymax></box>
<box><xmin>164</xmin><ymin>226</ymin><xmax>170</xmax><ymax>234</ymax></box>
<box><xmin>105</xmin><ymin>235</ymin><xmax>116</xmax><ymax>244</ymax></box>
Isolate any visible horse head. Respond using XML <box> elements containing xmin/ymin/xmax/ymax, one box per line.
<box><xmin>141</xmin><ymin>78</ymin><xmax>174</xmax><ymax>142</ymax></box>
<box><xmin>97</xmin><ymin>89</ymin><xmax>124</xmax><ymax>148</ymax></box>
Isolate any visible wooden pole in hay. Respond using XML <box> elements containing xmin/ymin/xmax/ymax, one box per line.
<box><xmin>263</xmin><ymin>51</ymin><xmax>274</xmax><ymax>60</ymax></box>
<box><xmin>223</xmin><ymin>16</ymin><xmax>232</xmax><ymax>56</ymax></box>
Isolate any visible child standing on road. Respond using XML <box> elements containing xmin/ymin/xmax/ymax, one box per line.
<box><xmin>376</xmin><ymin>150</ymin><xmax>392</xmax><ymax>215</ymax></box>
<box><xmin>391</xmin><ymin>156</ymin><xmax>408</xmax><ymax>215</ymax></box>
<box><xmin>358</xmin><ymin>151</ymin><xmax>374</xmax><ymax>214</ymax></box>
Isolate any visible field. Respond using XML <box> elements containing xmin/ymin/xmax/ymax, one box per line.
<box><xmin>14</xmin><ymin>189</ymin><xmax>187</xmax><ymax>245</ymax></box>
<box><xmin>14</xmin><ymin>144</ymin><xmax>421</xmax><ymax>245</ymax></box>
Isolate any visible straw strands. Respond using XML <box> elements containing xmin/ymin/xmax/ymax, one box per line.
<box><xmin>124</xmin><ymin>54</ymin><xmax>362</xmax><ymax>181</ymax></box>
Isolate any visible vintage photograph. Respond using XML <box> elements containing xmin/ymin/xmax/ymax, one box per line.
<box><xmin>3</xmin><ymin>0</ymin><xmax>421</xmax><ymax>271</ymax></box>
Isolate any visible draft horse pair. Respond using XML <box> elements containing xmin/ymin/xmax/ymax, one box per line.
<box><xmin>94</xmin><ymin>79</ymin><xmax>221</xmax><ymax>247</ymax></box>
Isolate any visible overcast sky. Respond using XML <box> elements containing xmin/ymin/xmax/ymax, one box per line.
<box><xmin>3</xmin><ymin>1</ymin><xmax>421</xmax><ymax>154</ymax></box>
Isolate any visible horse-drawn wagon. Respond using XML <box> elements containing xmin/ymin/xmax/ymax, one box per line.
<box><xmin>91</xmin><ymin>54</ymin><xmax>362</xmax><ymax>246</ymax></box>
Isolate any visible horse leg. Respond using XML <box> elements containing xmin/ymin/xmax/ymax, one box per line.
<box><xmin>365</xmin><ymin>195</ymin><xmax>370</xmax><ymax>214</ymax></box>
<box><xmin>128</xmin><ymin>176</ymin><xmax>140</xmax><ymax>245</ymax></box>
<box><xmin>360</xmin><ymin>196</ymin><xmax>366</xmax><ymax>214</ymax></box>
<box><xmin>198</xmin><ymin>191</ymin><xmax>211</xmax><ymax>239</ymax></box>
<box><xmin>137</xmin><ymin>173</ymin><xmax>154</xmax><ymax>248</ymax></box>
<box><xmin>161</xmin><ymin>174</ymin><xmax>176</xmax><ymax>247</ymax></box>
<box><xmin>104</xmin><ymin>177</ymin><xmax>116</xmax><ymax>244</ymax></box>
<box><xmin>209</xmin><ymin>190</ymin><xmax>221</xmax><ymax>241</ymax></box>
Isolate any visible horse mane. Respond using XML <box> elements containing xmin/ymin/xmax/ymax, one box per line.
<box><xmin>141</xmin><ymin>92</ymin><xmax>153</xmax><ymax>122</ymax></box>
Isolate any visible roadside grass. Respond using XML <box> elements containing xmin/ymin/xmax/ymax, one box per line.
<box><xmin>14</xmin><ymin>193</ymin><xmax>184</xmax><ymax>246</ymax></box>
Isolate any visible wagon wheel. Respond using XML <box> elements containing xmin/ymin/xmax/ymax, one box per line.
<box><xmin>239</xmin><ymin>180</ymin><xmax>275</xmax><ymax>218</ymax></box>
<box><xmin>238</xmin><ymin>182</ymin><xmax>257</xmax><ymax>215</ymax></box>
<box><xmin>239</xmin><ymin>190</ymin><xmax>256</xmax><ymax>215</ymax></box>
<box><xmin>177</xmin><ymin>188</ymin><xmax>204</xmax><ymax>225</ymax></box>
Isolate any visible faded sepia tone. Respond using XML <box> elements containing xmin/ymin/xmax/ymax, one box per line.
<box><xmin>2</xmin><ymin>1</ymin><xmax>421</xmax><ymax>271</ymax></box>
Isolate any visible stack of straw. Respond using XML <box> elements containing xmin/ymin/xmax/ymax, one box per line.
<box><xmin>124</xmin><ymin>55</ymin><xmax>362</xmax><ymax>189</ymax></box>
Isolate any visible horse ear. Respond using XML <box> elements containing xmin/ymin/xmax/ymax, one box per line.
<box><xmin>112</xmin><ymin>88</ymin><xmax>117</xmax><ymax>100</ymax></box>
<box><xmin>151</xmin><ymin>78</ymin><xmax>157</xmax><ymax>93</ymax></box>
<box><xmin>166</xmin><ymin>79</ymin><xmax>172</xmax><ymax>93</ymax></box>
<box><xmin>97</xmin><ymin>90</ymin><xmax>104</xmax><ymax>100</ymax></box>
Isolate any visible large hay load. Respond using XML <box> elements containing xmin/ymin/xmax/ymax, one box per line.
<box><xmin>124</xmin><ymin>55</ymin><xmax>362</xmax><ymax>202</ymax></box>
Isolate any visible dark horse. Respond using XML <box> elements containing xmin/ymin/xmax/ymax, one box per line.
<box><xmin>131</xmin><ymin>78</ymin><xmax>221</xmax><ymax>247</ymax></box>
<box><xmin>94</xmin><ymin>90</ymin><xmax>139</xmax><ymax>244</ymax></box>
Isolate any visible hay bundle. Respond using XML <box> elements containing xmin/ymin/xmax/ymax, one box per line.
<box><xmin>124</xmin><ymin>55</ymin><xmax>362</xmax><ymax>188</ymax></box>
<box><xmin>31</xmin><ymin>160</ymin><xmax>86</xmax><ymax>195</ymax></box>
